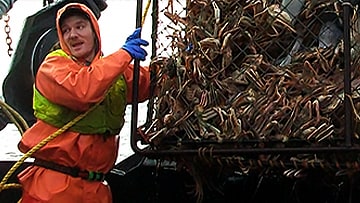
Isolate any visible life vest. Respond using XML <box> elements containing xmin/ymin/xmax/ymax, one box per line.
<box><xmin>33</xmin><ymin>51</ymin><xmax>127</xmax><ymax>135</ymax></box>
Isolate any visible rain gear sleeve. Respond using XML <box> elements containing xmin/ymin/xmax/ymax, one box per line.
<box><xmin>17</xmin><ymin>3</ymin><xmax>151</xmax><ymax>203</ymax></box>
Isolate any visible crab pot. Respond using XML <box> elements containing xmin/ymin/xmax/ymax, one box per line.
<box><xmin>130</xmin><ymin>0</ymin><xmax>360</xmax><ymax>202</ymax></box>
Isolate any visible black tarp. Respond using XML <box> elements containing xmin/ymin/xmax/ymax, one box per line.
<box><xmin>0</xmin><ymin>0</ymin><xmax>17</xmax><ymax>18</ymax></box>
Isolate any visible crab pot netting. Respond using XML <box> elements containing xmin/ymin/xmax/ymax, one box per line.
<box><xmin>141</xmin><ymin>0</ymin><xmax>360</xmax><ymax>172</ymax></box>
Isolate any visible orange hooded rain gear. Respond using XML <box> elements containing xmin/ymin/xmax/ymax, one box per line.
<box><xmin>17</xmin><ymin>3</ymin><xmax>150</xmax><ymax>203</ymax></box>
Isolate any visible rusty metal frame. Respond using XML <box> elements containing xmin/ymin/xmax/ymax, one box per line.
<box><xmin>130</xmin><ymin>0</ymin><xmax>359</xmax><ymax>159</ymax></box>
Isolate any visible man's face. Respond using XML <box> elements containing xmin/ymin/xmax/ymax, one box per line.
<box><xmin>60</xmin><ymin>15</ymin><xmax>96</xmax><ymax>63</ymax></box>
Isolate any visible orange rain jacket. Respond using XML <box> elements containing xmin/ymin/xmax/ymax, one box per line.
<box><xmin>17</xmin><ymin>3</ymin><xmax>150</xmax><ymax>203</ymax></box>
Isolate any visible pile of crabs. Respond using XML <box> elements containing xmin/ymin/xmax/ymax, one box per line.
<box><xmin>141</xmin><ymin>0</ymin><xmax>360</xmax><ymax>198</ymax></box>
<box><xmin>145</xmin><ymin>0</ymin><xmax>360</xmax><ymax>163</ymax></box>
<box><xmin>146</xmin><ymin>0</ymin><xmax>360</xmax><ymax>148</ymax></box>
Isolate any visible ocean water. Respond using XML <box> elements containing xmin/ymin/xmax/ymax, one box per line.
<box><xmin>0</xmin><ymin>102</ymin><xmax>148</xmax><ymax>163</ymax></box>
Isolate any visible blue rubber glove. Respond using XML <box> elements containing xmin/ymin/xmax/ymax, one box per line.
<box><xmin>122</xmin><ymin>28</ymin><xmax>149</xmax><ymax>61</ymax></box>
<box><xmin>185</xmin><ymin>43</ymin><xmax>193</xmax><ymax>52</ymax></box>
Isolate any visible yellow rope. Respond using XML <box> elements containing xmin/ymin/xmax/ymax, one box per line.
<box><xmin>0</xmin><ymin>101</ymin><xmax>100</xmax><ymax>192</ymax></box>
<box><xmin>0</xmin><ymin>183</ymin><xmax>21</xmax><ymax>190</ymax></box>
<box><xmin>0</xmin><ymin>0</ymin><xmax>153</xmax><ymax>193</ymax></box>
<box><xmin>142</xmin><ymin>0</ymin><xmax>152</xmax><ymax>27</ymax></box>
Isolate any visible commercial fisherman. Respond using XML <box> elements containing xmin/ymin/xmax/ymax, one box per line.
<box><xmin>17</xmin><ymin>2</ymin><xmax>151</xmax><ymax>202</ymax></box>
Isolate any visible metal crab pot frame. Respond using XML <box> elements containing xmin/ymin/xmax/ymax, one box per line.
<box><xmin>130</xmin><ymin>0</ymin><xmax>360</xmax><ymax>168</ymax></box>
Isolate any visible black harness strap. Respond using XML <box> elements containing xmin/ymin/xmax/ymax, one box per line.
<box><xmin>33</xmin><ymin>159</ymin><xmax>105</xmax><ymax>181</ymax></box>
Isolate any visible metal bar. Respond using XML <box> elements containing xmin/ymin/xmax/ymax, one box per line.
<box><xmin>130</xmin><ymin>0</ymin><xmax>143</xmax><ymax>152</ymax></box>
<box><xmin>145</xmin><ymin>0</ymin><xmax>158</xmax><ymax>128</ymax></box>
<box><xmin>343</xmin><ymin>0</ymin><xmax>353</xmax><ymax>147</ymax></box>
<box><xmin>137</xmin><ymin>146</ymin><xmax>360</xmax><ymax>157</ymax></box>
